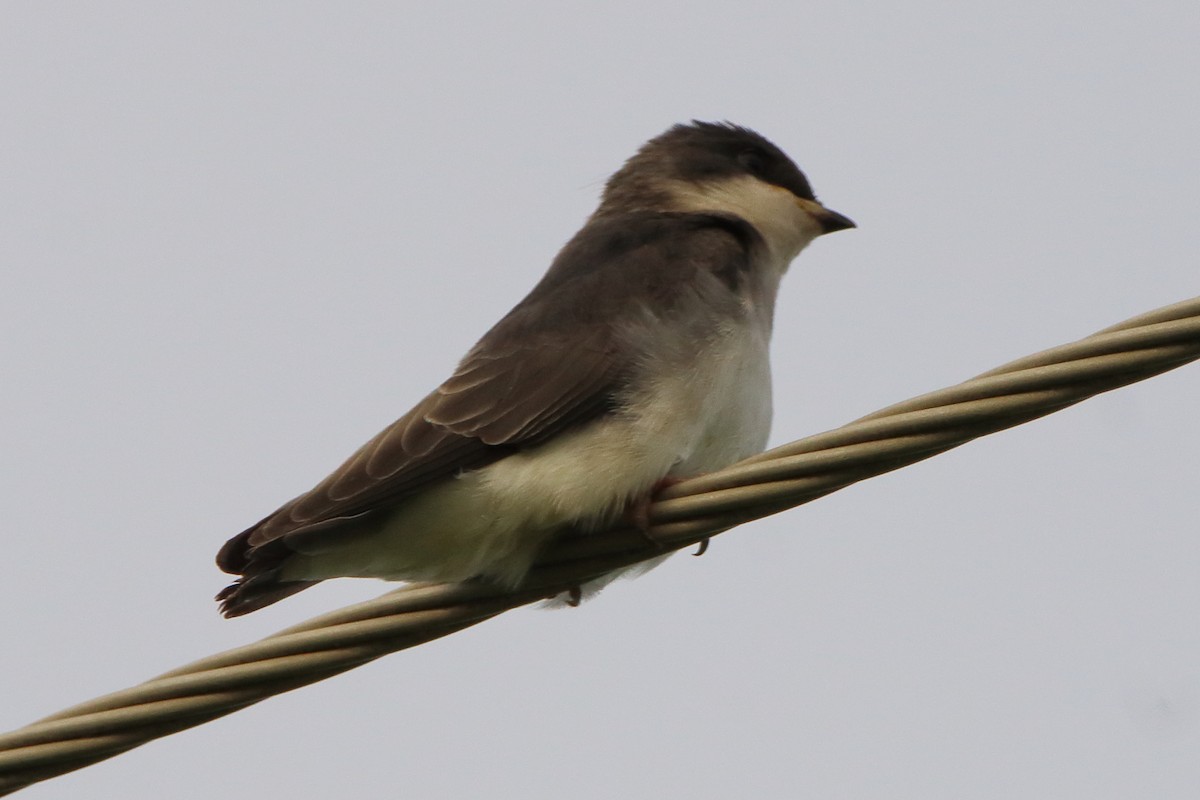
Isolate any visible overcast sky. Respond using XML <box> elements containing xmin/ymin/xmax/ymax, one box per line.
<box><xmin>3</xmin><ymin>3</ymin><xmax>1199</xmax><ymax>798</ymax></box>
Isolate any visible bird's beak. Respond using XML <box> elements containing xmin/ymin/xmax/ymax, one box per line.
<box><xmin>796</xmin><ymin>197</ymin><xmax>856</xmax><ymax>235</ymax></box>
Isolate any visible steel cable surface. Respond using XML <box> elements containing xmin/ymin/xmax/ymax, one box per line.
<box><xmin>1</xmin><ymin>295</ymin><xmax>1198</xmax><ymax>795</ymax></box>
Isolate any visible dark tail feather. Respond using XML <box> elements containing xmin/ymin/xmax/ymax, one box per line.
<box><xmin>216</xmin><ymin>573</ymin><xmax>320</xmax><ymax>617</ymax></box>
<box><xmin>216</xmin><ymin>511</ymin><xmax>386</xmax><ymax>616</ymax></box>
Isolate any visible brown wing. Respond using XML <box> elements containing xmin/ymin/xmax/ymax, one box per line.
<box><xmin>217</xmin><ymin>322</ymin><xmax>621</xmax><ymax>572</ymax></box>
<box><xmin>216</xmin><ymin>211</ymin><xmax>761</xmax><ymax>602</ymax></box>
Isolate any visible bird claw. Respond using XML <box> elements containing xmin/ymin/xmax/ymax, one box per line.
<box><xmin>624</xmin><ymin>476</ymin><xmax>685</xmax><ymax>549</ymax></box>
<box><xmin>692</xmin><ymin>538</ymin><xmax>710</xmax><ymax>557</ymax></box>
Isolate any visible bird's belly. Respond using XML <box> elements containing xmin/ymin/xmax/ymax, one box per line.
<box><xmin>288</xmin><ymin>408</ymin><xmax>698</xmax><ymax>588</ymax></box>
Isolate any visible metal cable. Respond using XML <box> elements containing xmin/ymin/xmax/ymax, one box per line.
<box><xmin>2</xmin><ymin>295</ymin><xmax>1198</xmax><ymax>795</ymax></box>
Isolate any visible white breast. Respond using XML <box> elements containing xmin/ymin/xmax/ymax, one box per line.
<box><xmin>639</xmin><ymin>318</ymin><xmax>774</xmax><ymax>476</ymax></box>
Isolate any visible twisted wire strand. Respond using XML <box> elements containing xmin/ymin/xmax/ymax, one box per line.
<box><xmin>2</xmin><ymin>295</ymin><xmax>1198</xmax><ymax>795</ymax></box>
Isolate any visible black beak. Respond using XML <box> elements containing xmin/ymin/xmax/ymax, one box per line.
<box><xmin>815</xmin><ymin>206</ymin><xmax>856</xmax><ymax>234</ymax></box>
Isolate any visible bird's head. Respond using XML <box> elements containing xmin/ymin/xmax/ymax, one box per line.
<box><xmin>598</xmin><ymin>121</ymin><xmax>854</xmax><ymax>263</ymax></box>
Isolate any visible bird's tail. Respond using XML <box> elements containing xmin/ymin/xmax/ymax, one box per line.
<box><xmin>215</xmin><ymin>573</ymin><xmax>319</xmax><ymax>618</ymax></box>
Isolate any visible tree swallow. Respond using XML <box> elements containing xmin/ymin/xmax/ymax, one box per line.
<box><xmin>216</xmin><ymin>121</ymin><xmax>854</xmax><ymax>616</ymax></box>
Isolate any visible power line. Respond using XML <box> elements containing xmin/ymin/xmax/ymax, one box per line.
<box><xmin>2</xmin><ymin>295</ymin><xmax>1198</xmax><ymax>796</ymax></box>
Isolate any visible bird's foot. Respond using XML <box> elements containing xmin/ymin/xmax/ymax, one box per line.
<box><xmin>624</xmin><ymin>476</ymin><xmax>686</xmax><ymax>548</ymax></box>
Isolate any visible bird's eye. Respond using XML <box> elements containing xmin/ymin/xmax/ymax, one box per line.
<box><xmin>737</xmin><ymin>149</ymin><xmax>767</xmax><ymax>175</ymax></box>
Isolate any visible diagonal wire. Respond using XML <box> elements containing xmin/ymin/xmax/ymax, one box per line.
<box><xmin>1</xmin><ymin>295</ymin><xmax>1198</xmax><ymax>795</ymax></box>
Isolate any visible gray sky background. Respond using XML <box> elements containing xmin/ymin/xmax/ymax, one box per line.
<box><xmin>3</xmin><ymin>3</ymin><xmax>1199</xmax><ymax>798</ymax></box>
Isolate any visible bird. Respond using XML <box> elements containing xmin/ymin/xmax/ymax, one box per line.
<box><xmin>215</xmin><ymin>121</ymin><xmax>854</xmax><ymax>617</ymax></box>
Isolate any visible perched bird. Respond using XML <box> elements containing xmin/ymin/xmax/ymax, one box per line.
<box><xmin>216</xmin><ymin>121</ymin><xmax>854</xmax><ymax>616</ymax></box>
